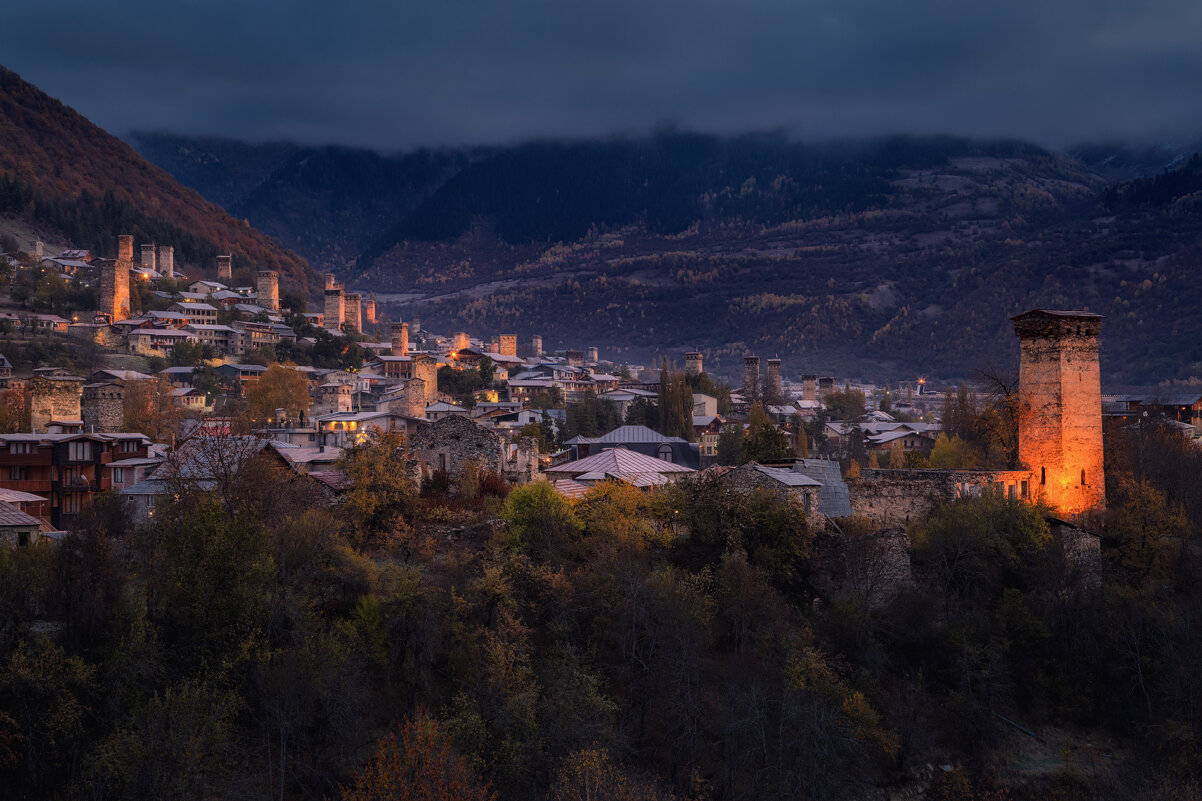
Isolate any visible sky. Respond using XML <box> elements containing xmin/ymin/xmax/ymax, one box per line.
<box><xmin>3</xmin><ymin>0</ymin><xmax>1201</xmax><ymax>151</ymax></box>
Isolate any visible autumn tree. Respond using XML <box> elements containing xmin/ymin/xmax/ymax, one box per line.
<box><xmin>337</xmin><ymin>431</ymin><xmax>417</xmax><ymax>549</ymax></box>
<box><xmin>122</xmin><ymin>377</ymin><xmax>184</xmax><ymax>441</ymax></box>
<box><xmin>742</xmin><ymin>404</ymin><xmax>790</xmax><ymax>463</ymax></box>
<box><xmin>551</xmin><ymin>747</ymin><xmax>674</xmax><ymax>801</ymax></box>
<box><xmin>243</xmin><ymin>363</ymin><xmax>311</xmax><ymax>425</ymax></box>
<box><xmin>341</xmin><ymin>711</ymin><xmax>494</xmax><ymax>801</ymax></box>
<box><xmin>0</xmin><ymin>388</ymin><xmax>30</xmax><ymax>433</ymax></box>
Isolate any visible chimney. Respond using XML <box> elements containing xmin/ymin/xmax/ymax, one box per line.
<box><xmin>158</xmin><ymin>245</ymin><xmax>174</xmax><ymax>279</ymax></box>
<box><xmin>217</xmin><ymin>254</ymin><xmax>232</xmax><ymax>281</ymax></box>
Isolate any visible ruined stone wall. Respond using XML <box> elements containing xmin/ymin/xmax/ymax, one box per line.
<box><xmin>29</xmin><ymin>376</ymin><xmax>83</xmax><ymax>433</ymax></box>
<box><xmin>720</xmin><ymin>462</ymin><xmax>823</xmax><ymax>529</ymax></box>
<box><xmin>411</xmin><ymin>415</ymin><xmax>506</xmax><ymax>478</ymax></box>
<box><xmin>344</xmin><ymin>294</ymin><xmax>362</xmax><ymax>334</ymax></box>
<box><xmin>81</xmin><ymin>383</ymin><xmax>124</xmax><ymax>433</ymax></box>
<box><xmin>849</xmin><ymin>468</ymin><xmax>1034</xmax><ymax>527</ymax></box>
<box><xmin>217</xmin><ymin>255</ymin><xmax>232</xmax><ymax>282</ymax></box>
<box><xmin>324</xmin><ymin>289</ymin><xmax>344</xmax><ymax>330</ymax></box>
<box><xmin>685</xmin><ymin>352</ymin><xmax>703</xmax><ymax>376</ymax></box>
<box><xmin>257</xmin><ymin>271</ymin><xmax>280</xmax><ymax>311</ymax></box>
<box><xmin>499</xmin><ymin>334</ymin><xmax>517</xmax><ymax>357</ymax></box>
<box><xmin>1014</xmin><ymin>312</ymin><xmax>1105</xmax><ymax>514</ymax></box>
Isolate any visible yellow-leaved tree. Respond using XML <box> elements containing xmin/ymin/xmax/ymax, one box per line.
<box><xmin>243</xmin><ymin>363</ymin><xmax>311</xmax><ymax>425</ymax></box>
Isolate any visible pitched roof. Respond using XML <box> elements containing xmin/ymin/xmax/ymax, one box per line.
<box><xmin>551</xmin><ymin>447</ymin><xmax>695</xmax><ymax>483</ymax></box>
<box><xmin>750</xmin><ymin>463</ymin><xmax>822</xmax><ymax>487</ymax></box>
<box><xmin>0</xmin><ymin>501</ymin><xmax>42</xmax><ymax>527</ymax></box>
<box><xmin>796</xmin><ymin>458</ymin><xmax>854</xmax><ymax>518</ymax></box>
<box><xmin>565</xmin><ymin>425</ymin><xmax>687</xmax><ymax>446</ymax></box>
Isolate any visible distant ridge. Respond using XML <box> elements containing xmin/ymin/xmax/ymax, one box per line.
<box><xmin>0</xmin><ymin>65</ymin><xmax>319</xmax><ymax>295</ymax></box>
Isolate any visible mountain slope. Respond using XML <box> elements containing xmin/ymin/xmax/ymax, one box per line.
<box><xmin>0</xmin><ymin>65</ymin><xmax>318</xmax><ymax>295</ymax></box>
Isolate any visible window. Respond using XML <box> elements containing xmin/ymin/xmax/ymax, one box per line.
<box><xmin>121</xmin><ymin>440</ymin><xmax>139</xmax><ymax>453</ymax></box>
<box><xmin>1041</xmin><ymin>467</ymin><xmax>1046</xmax><ymax>485</ymax></box>
<box><xmin>17</xmin><ymin>531</ymin><xmax>29</xmax><ymax>546</ymax></box>
<box><xmin>658</xmin><ymin>444</ymin><xmax>674</xmax><ymax>463</ymax></box>
<box><xmin>1021</xmin><ymin>480</ymin><xmax>1029</xmax><ymax>499</ymax></box>
<box><xmin>68</xmin><ymin>440</ymin><xmax>92</xmax><ymax>461</ymax></box>
<box><xmin>1081</xmin><ymin>469</ymin><xmax>1086</xmax><ymax>486</ymax></box>
<box><xmin>112</xmin><ymin>467</ymin><xmax>125</xmax><ymax>484</ymax></box>
<box><xmin>62</xmin><ymin>493</ymin><xmax>81</xmax><ymax>514</ymax></box>
<box><xmin>8</xmin><ymin>442</ymin><xmax>32</xmax><ymax>455</ymax></box>
<box><xmin>8</xmin><ymin>466</ymin><xmax>28</xmax><ymax>481</ymax></box>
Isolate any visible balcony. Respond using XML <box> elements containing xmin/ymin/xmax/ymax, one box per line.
<box><xmin>0</xmin><ymin>479</ymin><xmax>53</xmax><ymax>493</ymax></box>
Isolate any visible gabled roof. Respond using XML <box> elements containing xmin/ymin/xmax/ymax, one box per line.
<box><xmin>749</xmin><ymin>462</ymin><xmax>821</xmax><ymax>487</ymax></box>
<box><xmin>565</xmin><ymin>425</ymin><xmax>687</xmax><ymax>446</ymax></box>
<box><xmin>551</xmin><ymin>447</ymin><xmax>695</xmax><ymax>481</ymax></box>
<box><xmin>0</xmin><ymin>501</ymin><xmax>41</xmax><ymax>528</ymax></box>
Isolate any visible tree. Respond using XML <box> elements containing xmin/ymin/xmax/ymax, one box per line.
<box><xmin>657</xmin><ymin>361</ymin><xmax>694</xmax><ymax>441</ymax></box>
<box><xmin>341</xmin><ymin>711</ymin><xmax>494</xmax><ymax>801</ymax></box>
<box><xmin>478</xmin><ymin>356</ymin><xmax>495</xmax><ymax>385</ymax></box>
<box><xmin>167</xmin><ymin>340</ymin><xmax>214</xmax><ymax>367</ymax></box>
<box><xmin>0</xmin><ymin>388</ymin><xmax>30</xmax><ymax>433</ymax></box>
<box><xmin>243</xmin><ymin>363</ymin><xmax>311</xmax><ymax>425</ymax></box>
<box><xmin>122</xmin><ymin>377</ymin><xmax>184</xmax><ymax>441</ymax></box>
<box><xmin>825</xmin><ymin>385</ymin><xmax>866</xmax><ymax>420</ymax></box>
<box><xmin>888</xmin><ymin>441</ymin><xmax>905</xmax><ymax>469</ymax></box>
<box><xmin>501</xmin><ymin>482</ymin><xmax>581</xmax><ymax>558</ymax></box>
<box><xmin>742</xmin><ymin>404</ymin><xmax>790</xmax><ymax>463</ymax></box>
<box><xmin>717</xmin><ymin>424</ymin><xmax>744</xmax><ymax>466</ymax></box>
<box><xmin>551</xmin><ymin>747</ymin><xmax>673</xmax><ymax>801</ymax></box>
<box><xmin>337</xmin><ymin>431</ymin><xmax>417</xmax><ymax>549</ymax></box>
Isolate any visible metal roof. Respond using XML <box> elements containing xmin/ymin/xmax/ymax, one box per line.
<box><xmin>797</xmin><ymin>458</ymin><xmax>854</xmax><ymax>518</ymax></box>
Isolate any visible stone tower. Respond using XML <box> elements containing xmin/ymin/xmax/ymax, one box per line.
<box><xmin>412</xmin><ymin>355</ymin><xmax>438</xmax><ymax>405</ymax></box>
<box><xmin>82</xmin><ymin>383</ymin><xmax>124</xmax><ymax>433</ymax></box>
<box><xmin>344</xmin><ymin>294</ymin><xmax>362</xmax><ymax>334</ymax></box>
<box><xmin>391</xmin><ymin>322</ymin><xmax>409</xmax><ymax>355</ymax></box>
<box><xmin>1013</xmin><ymin>309</ymin><xmax>1105</xmax><ymax>515</ymax></box>
<box><xmin>499</xmin><ymin>335</ymin><xmax>517</xmax><ymax>357</ymax></box>
<box><xmin>29</xmin><ymin>376</ymin><xmax>83</xmax><ymax>434</ymax></box>
<box><xmin>324</xmin><ymin>288</ymin><xmax>344</xmax><ymax>331</ymax></box>
<box><xmin>765</xmin><ymin>358</ymin><xmax>782</xmax><ymax>404</ymax></box>
<box><xmin>257</xmin><ymin>271</ymin><xmax>280</xmax><ymax>311</ymax></box>
<box><xmin>365</xmin><ymin>292</ymin><xmax>376</xmax><ymax>325</ymax></box>
<box><xmin>532</xmin><ymin>335</ymin><xmax>543</xmax><ymax>358</ymax></box>
<box><xmin>140</xmin><ymin>243</ymin><xmax>157</xmax><ymax>275</ymax></box>
<box><xmin>685</xmin><ymin>351</ymin><xmax>703</xmax><ymax>376</ymax></box>
<box><xmin>743</xmin><ymin>356</ymin><xmax>760</xmax><ymax>402</ymax></box>
<box><xmin>586</xmin><ymin>346</ymin><xmax>599</xmax><ymax>363</ymax></box>
<box><xmin>325</xmin><ymin>273</ymin><xmax>337</xmax><ymax>290</ymax></box>
<box><xmin>102</xmin><ymin>235</ymin><xmax>132</xmax><ymax>322</ymax></box>
<box><xmin>217</xmin><ymin>254</ymin><xmax>232</xmax><ymax>282</ymax></box>
<box><xmin>802</xmin><ymin>375</ymin><xmax>817</xmax><ymax>403</ymax></box>
<box><xmin>158</xmin><ymin>245</ymin><xmax>174</xmax><ymax>279</ymax></box>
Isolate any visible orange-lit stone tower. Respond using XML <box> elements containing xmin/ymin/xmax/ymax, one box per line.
<box><xmin>1013</xmin><ymin>309</ymin><xmax>1105</xmax><ymax>515</ymax></box>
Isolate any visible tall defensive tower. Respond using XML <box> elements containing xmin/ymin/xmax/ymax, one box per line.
<box><xmin>1012</xmin><ymin>309</ymin><xmax>1105</xmax><ymax>514</ymax></box>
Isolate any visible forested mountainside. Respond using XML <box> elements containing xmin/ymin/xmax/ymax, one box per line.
<box><xmin>135</xmin><ymin>129</ymin><xmax>1202</xmax><ymax>386</ymax></box>
<box><xmin>0</xmin><ymin>65</ymin><xmax>318</xmax><ymax>295</ymax></box>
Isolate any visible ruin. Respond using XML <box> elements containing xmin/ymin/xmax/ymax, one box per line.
<box><xmin>1013</xmin><ymin>310</ymin><xmax>1105</xmax><ymax>514</ymax></box>
<box><xmin>217</xmin><ymin>254</ymin><xmax>232</xmax><ymax>281</ymax></box>
<box><xmin>257</xmin><ymin>270</ymin><xmax>280</xmax><ymax>311</ymax></box>
<box><xmin>685</xmin><ymin>351</ymin><xmax>703</xmax><ymax>376</ymax></box>
<box><xmin>101</xmin><ymin>235</ymin><xmax>132</xmax><ymax>322</ymax></box>
<box><xmin>410</xmin><ymin>415</ymin><xmax>539</xmax><ymax>485</ymax></box>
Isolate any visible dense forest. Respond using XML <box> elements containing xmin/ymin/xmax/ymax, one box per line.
<box><xmin>2</xmin><ymin>421</ymin><xmax>1202</xmax><ymax>800</ymax></box>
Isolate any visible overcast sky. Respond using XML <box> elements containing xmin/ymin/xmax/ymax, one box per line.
<box><xmin>4</xmin><ymin>0</ymin><xmax>1201</xmax><ymax>151</ymax></box>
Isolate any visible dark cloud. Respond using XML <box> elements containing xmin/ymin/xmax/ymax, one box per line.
<box><xmin>4</xmin><ymin>0</ymin><xmax>1201</xmax><ymax>149</ymax></box>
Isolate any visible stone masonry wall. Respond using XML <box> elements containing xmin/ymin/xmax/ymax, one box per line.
<box><xmin>849</xmin><ymin>468</ymin><xmax>1034</xmax><ymax>527</ymax></box>
<box><xmin>82</xmin><ymin>383</ymin><xmax>124</xmax><ymax>433</ymax></box>
<box><xmin>29</xmin><ymin>376</ymin><xmax>83</xmax><ymax>433</ymax></box>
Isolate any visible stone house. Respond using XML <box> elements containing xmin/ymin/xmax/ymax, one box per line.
<box><xmin>719</xmin><ymin>461</ymin><xmax>823</xmax><ymax>529</ymax></box>
<box><xmin>410</xmin><ymin>415</ymin><xmax>539</xmax><ymax>485</ymax></box>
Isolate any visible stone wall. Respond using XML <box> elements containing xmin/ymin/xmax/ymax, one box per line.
<box><xmin>158</xmin><ymin>245</ymin><xmax>174</xmax><ymax>279</ymax></box>
<box><xmin>410</xmin><ymin>415</ymin><xmax>539</xmax><ymax>484</ymax></box>
<box><xmin>82</xmin><ymin>383</ymin><xmax>124</xmax><ymax>433</ymax></box>
<box><xmin>384</xmin><ymin>378</ymin><xmax>426</xmax><ymax>419</ymax></box>
<box><xmin>849</xmin><ymin>468</ymin><xmax>1034</xmax><ymax>527</ymax></box>
<box><xmin>391</xmin><ymin>322</ymin><xmax>408</xmax><ymax>355</ymax></box>
<box><xmin>413</xmin><ymin>355</ymin><xmax>437</xmax><ymax>405</ymax></box>
<box><xmin>140</xmin><ymin>243</ymin><xmax>157</xmax><ymax>273</ymax></box>
<box><xmin>531</xmin><ymin>335</ymin><xmax>543</xmax><ymax>358</ymax></box>
<box><xmin>29</xmin><ymin>376</ymin><xmax>83</xmax><ymax>433</ymax></box>
<box><xmin>719</xmin><ymin>461</ymin><xmax>823</xmax><ymax>530</ymax></box>
<box><xmin>317</xmin><ymin>384</ymin><xmax>352</xmax><ymax>415</ymax></box>
<box><xmin>499</xmin><ymin>334</ymin><xmax>517</xmax><ymax>357</ymax></box>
